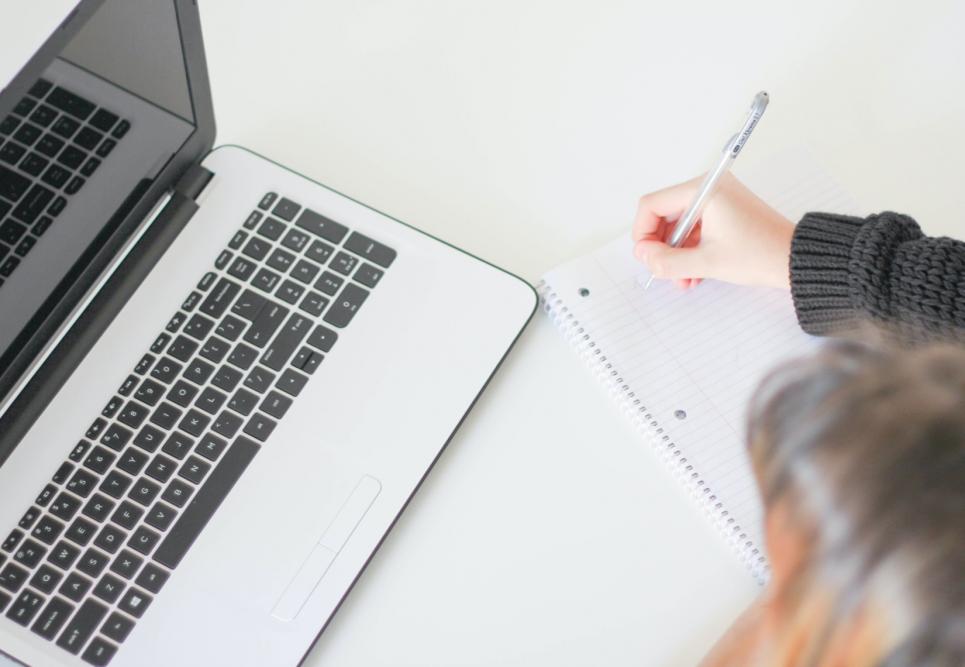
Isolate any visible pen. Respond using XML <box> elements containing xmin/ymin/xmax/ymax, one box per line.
<box><xmin>643</xmin><ymin>91</ymin><xmax>769</xmax><ymax>290</ymax></box>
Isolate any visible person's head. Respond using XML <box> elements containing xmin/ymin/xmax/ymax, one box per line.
<box><xmin>742</xmin><ymin>339</ymin><xmax>965</xmax><ymax>666</ymax></box>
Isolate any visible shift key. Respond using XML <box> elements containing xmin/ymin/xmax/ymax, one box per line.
<box><xmin>261</xmin><ymin>313</ymin><xmax>312</xmax><ymax>371</ymax></box>
<box><xmin>243</xmin><ymin>302</ymin><xmax>288</xmax><ymax>348</ymax></box>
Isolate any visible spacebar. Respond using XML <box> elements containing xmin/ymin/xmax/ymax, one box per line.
<box><xmin>153</xmin><ymin>436</ymin><xmax>260</xmax><ymax>569</ymax></box>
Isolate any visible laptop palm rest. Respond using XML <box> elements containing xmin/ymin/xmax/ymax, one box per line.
<box><xmin>271</xmin><ymin>475</ymin><xmax>382</xmax><ymax>622</ymax></box>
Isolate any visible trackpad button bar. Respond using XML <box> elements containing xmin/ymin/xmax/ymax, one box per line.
<box><xmin>271</xmin><ymin>475</ymin><xmax>382</xmax><ymax>622</ymax></box>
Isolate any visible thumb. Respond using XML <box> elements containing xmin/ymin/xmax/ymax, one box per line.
<box><xmin>634</xmin><ymin>240</ymin><xmax>710</xmax><ymax>280</ymax></box>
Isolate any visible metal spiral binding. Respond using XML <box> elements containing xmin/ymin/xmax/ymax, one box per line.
<box><xmin>537</xmin><ymin>279</ymin><xmax>769</xmax><ymax>584</ymax></box>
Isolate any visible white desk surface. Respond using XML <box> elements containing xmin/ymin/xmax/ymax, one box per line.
<box><xmin>5</xmin><ymin>2</ymin><xmax>965</xmax><ymax>665</ymax></box>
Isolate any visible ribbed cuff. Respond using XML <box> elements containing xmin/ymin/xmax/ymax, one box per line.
<box><xmin>789</xmin><ymin>212</ymin><xmax>868</xmax><ymax>336</ymax></box>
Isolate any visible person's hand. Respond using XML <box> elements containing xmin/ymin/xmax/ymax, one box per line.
<box><xmin>632</xmin><ymin>173</ymin><xmax>795</xmax><ymax>289</ymax></box>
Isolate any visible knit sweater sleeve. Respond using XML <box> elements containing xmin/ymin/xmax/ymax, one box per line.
<box><xmin>789</xmin><ymin>211</ymin><xmax>965</xmax><ymax>339</ymax></box>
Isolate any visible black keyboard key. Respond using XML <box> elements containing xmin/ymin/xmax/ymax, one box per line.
<box><xmin>150</xmin><ymin>402</ymin><xmax>183</xmax><ymax>430</ymax></box>
<box><xmin>228</xmin><ymin>255</ymin><xmax>257</xmax><ymax>281</ymax></box>
<box><xmin>51</xmin><ymin>115</ymin><xmax>79</xmax><ymax>138</ymax></box>
<box><xmin>59</xmin><ymin>573</ymin><xmax>92</xmax><ymax>604</ymax></box>
<box><xmin>80</xmin><ymin>156</ymin><xmax>100</xmax><ymax>177</ymax></box>
<box><xmin>281</xmin><ymin>228</ymin><xmax>309</xmax><ymax>251</ymax></box>
<box><xmin>14</xmin><ymin>236</ymin><xmax>35</xmax><ymax>256</ymax></box>
<box><xmin>0</xmin><ymin>142</ymin><xmax>26</xmax><ymax>165</ymax></box>
<box><xmin>354</xmin><ymin>263</ymin><xmax>384</xmax><ymax>288</ymax></box>
<box><xmin>82</xmin><ymin>495</ymin><xmax>115</xmax><ymax>523</ymax></box>
<box><xmin>161</xmin><ymin>479</ymin><xmax>193</xmax><ymax>508</ymax></box>
<box><xmin>293</xmin><ymin>347</ymin><xmax>322</xmax><ymax>375</ymax></box>
<box><xmin>227</xmin><ymin>388</ymin><xmax>258</xmax><ymax>417</ymax></box>
<box><xmin>261</xmin><ymin>391</ymin><xmax>293</xmax><ymax>419</ymax></box>
<box><xmin>276</xmin><ymin>369</ymin><xmax>308</xmax><ymax>397</ymax></box>
<box><xmin>258</xmin><ymin>192</ymin><xmax>277</xmax><ymax>210</ymax></box>
<box><xmin>162</xmin><ymin>432</ymin><xmax>194</xmax><ymax>460</ymax></box>
<box><xmin>243</xmin><ymin>210</ymin><xmax>263</xmax><ymax>229</ymax></box>
<box><xmin>242</xmin><ymin>236</ymin><xmax>270</xmax><ymax>261</ymax></box>
<box><xmin>304</xmin><ymin>239</ymin><xmax>334</xmax><ymax>265</ymax></box>
<box><xmin>266</xmin><ymin>247</ymin><xmax>295</xmax><ymax>273</ymax></box>
<box><xmin>128</xmin><ymin>526</ymin><xmax>161</xmax><ymax>556</ymax></box>
<box><xmin>102</xmin><ymin>396</ymin><xmax>123</xmax><ymax>417</ymax></box>
<box><xmin>18</xmin><ymin>507</ymin><xmax>40</xmax><ymax>530</ymax></box>
<box><xmin>47</xmin><ymin>540</ymin><xmax>81</xmax><ymax>570</ymax></box>
<box><xmin>146</xmin><ymin>502</ymin><xmax>177</xmax><ymax>534</ymax></box>
<box><xmin>83</xmin><ymin>636</ymin><xmax>118</xmax><ymax>666</ymax></box>
<box><xmin>178</xmin><ymin>409</ymin><xmax>210</xmax><ymax>437</ymax></box>
<box><xmin>31</xmin><ymin>595</ymin><xmax>73</xmax><ymax>640</ymax></box>
<box><xmin>29</xmin><ymin>104</ymin><xmax>58</xmax><ymax>127</ymax></box>
<box><xmin>0</xmin><ymin>562</ymin><xmax>29</xmax><ymax>592</ymax></box>
<box><xmin>344</xmin><ymin>231</ymin><xmax>397</xmax><ymax>268</ymax></box>
<box><xmin>117</xmin><ymin>448</ymin><xmax>149</xmax><ymax>477</ymax></box>
<box><xmin>57</xmin><ymin>598</ymin><xmax>108</xmax><ymax>655</ymax></box>
<box><xmin>48</xmin><ymin>87</ymin><xmax>95</xmax><ymax>120</ymax></box>
<box><xmin>198</xmin><ymin>271</ymin><xmax>217</xmax><ymax>291</ymax></box>
<box><xmin>73</xmin><ymin>126</ymin><xmax>102</xmax><ymax>151</ymax></box>
<box><xmin>13</xmin><ymin>98</ymin><xmax>36</xmax><ymax>117</ymax></box>
<box><xmin>58</xmin><ymin>143</ymin><xmax>86</xmax><ymax>168</ymax></box>
<box><xmin>215</xmin><ymin>314</ymin><xmax>245</xmax><ymax>341</ymax></box>
<box><xmin>6</xmin><ymin>589</ymin><xmax>44</xmax><ymax>626</ymax></box>
<box><xmin>48</xmin><ymin>195</ymin><xmax>67</xmax><ymax>216</ymax></box>
<box><xmin>178</xmin><ymin>456</ymin><xmax>210</xmax><ymax>484</ymax></box>
<box><xmin>30</xmin><ymin>564</ymin><xmax>63</xmax><ymax>594</ymax></box>
<box><xmin>0</xmin><ymin>165</ymin><xmax>31</xmax><ymax>201</ymax></box>
<box><xmin>150</xmin><ymin>357</ymin><xmax>182</xmax><ymax>384</ymax></box>
<box><xmin>65</xmin><ymin>175</ymin><xmax>85</xmax><ymax>195</ymax></box>
<box><xmin>184</xmin><ymin>357</ymin><xmax>215</xmax><ymax>385</ymax></box>
<box><xmin>291</xmin><ymin>259</ymin><xmax>320</xmax><ymax>284</ymax></box>
<box><xmin>306</xmin><ymin>324</ymin><xmax>338</xmax><ymax>353</ymax></box>
<box><xmin>94</xmin><ymin>525</ymin><xmax>125</xmax><ymax>554</ymax></box>
<box><xmin>211</xmin><ymin>365</ymin><xmax>242</xmax><ymax>393</ymax></box>
<box><xmin>135</xmin><ymin>562</ymin><xmax>169</xmax><ymax>595</ymax></box>
<box><xmin>13</xmin><ymin>122</ymin><xmax>42</xmax><ymax>146</ymax></box>
<box><xmin>76</xmin><ymin>548</ymin><xmax>110</xmax><ymax>579</ymax></box>
<box><xmin>167</xmin><ymin>380</ymin><xmax>199</xmax><ymax>408</ymax></box>
<box><xmin>66</xmin><ymin>469</ymin><xmax>99</xmax><ymax>498</ymax></box>
<box><xmin>93</xmin><ymin>573</ymin><xmax>124</xmax><ymax>604</ymax></box>
<box><xmin>232</xmin><ymin>289</ymin><xmax>266</xmax><ymax>321</ymax></box>
<box><xmin>214</xmin><ymin>249</ymin><xmax>233</xmax><ymax>270</ymax></box>
<box><xmin>277</xmin><ymin>280</ymin><xmax>305</xmax><ymax>304</ymax></box>
<box><xmin>118</xmin><ymin>374</ymin><xmax>139</xmax><ymax>395</ymax></box>
<box><xmin>0</xmin><ymin>219</ymin><xmax>27</xmax><ymax>244</ymax></box>
<box><xmin>298</xmin><ymin>291</ymin><xmax>329</xmax><ymax>317</ymax></box>
<box><xmin>244</xmin><ymin>367</ymin><xmax>276</xmax><ymax>393</ymax></box>
<box><xmin>31</xmin><ymin>516</ymin><xmax>64</xmax><ymax>545</ymax></box>
<box><xmin>0</xmin><ymin>115</ymin><xmax>19</xmax><ymax>135</ymax></box>
<box><xmin>210</xmin><ymin>409</ymin><xmax>243</xmax><ymax>439</ymax></box>
<box><xmin>154</xmin><ymin>436</ymin><xmax>259</xmax><ymax>568</ymax></box>
<box><xmin>314</xmin><ymin>270</ymin><xmax>343</xmax><ymax>296</ymax></box>
<box><xmin>90</xmin><ymin>108</ymin><xmax>119</xmax><ymax>132</ymax></box>
<box><xmin>110</xmin><ymin>549</ymin><xmax>143</xmax><ymax>580</ymax></box>
<box><xmin>96</xmin><ymin>138</ymin><xmax>117</xmax><ymax>158</ymax></box>
<box><xmin>2</xmin><ymin>529</ymin><xmax>21</xmax><ymax>552</ymax></box>
<box><xmin>84</xmin><ymin>446</ymin><xmax>115</xmax><ymax>474</ymax></box>
<box><xmin>19</xmin><ymin>151</ymin><xmax>48</xmax><ymax>177</ymax></box>
<box><xmin>252</xmin><ymin>267</ymin><xmax>281</xmax><ymax>293</ymax></box>
<box><xmin>329</xmin><ymin>251</ymin><xmax>359</xmax><ymax>276</ymax></box>
<box><xmin>145</xmin><ymin>454</ymin><xmax>177</xmax><ymax>484</ymax></box>
<box><xmin>272</xmin><ymin>197</ymin><xmax>300</xmax><ymax>221</ymax></box>
<box><xmin>165</xmin><ymin>311</ymin><xmax>186</xmax><ymax>333</ymax></box>
<box><xmin>118</xmin><ymin>400</ymin><xmax>150</xmax><ymax>429</ymax></box>
<box><xmin>29</xmin><ymin>79</ymin><xmax>53</xmax><ymax>97</ymax></box>
<box><xmin>111</xmin><ymin>502</ymin><xmax>143</xmax><ymax>531</ymax></box>
<box><xmin>118</xmin><ymin>586</ymin><xmax>151</xmax><ymax>619</ymax></box>
<box><xmin>258</xmin><ymin>216</ymin><xmax>286</xmax><ymax>241</ymax></box>
<box><xmin>243</xmin><ymin>303</ymin><xmax>288</xmax><ymax>348</ymax></box>
<box><xmin>11</xmin><ymin>182</ymin><xmax>54</xmax><ymax>223</ymax></box>
<box><xmin>99</xmin><ymin>471</ymin><xmax>132</xmax><ymax>499</ymax></box>
<box><xmin>129</xmin><ymin>478</ymin><xmax>161</xmax><ymax>507</ymax></box>
<box><xmin>53</xmin><ymin>461</ymin><xmax>75</xmax><ymax>484</ymax></box>
<box><xmin>228</xmin><ymin>229</ymin><xmax>248</xmax><ymax>250</ymax></box>
<box><xmin>134</xmin><ymin>378</ymin><xmax>165</xmax><ymax>406</ymax></box>
<box><xmin>295</xmin><ymin>208</ymin><xmax>347</xmax><ymax>243</ymax></box>
<box><xmin>38</xmin><ymin>136</ymin><xmax>66</xmax><ymax>160</ymax></box>
<box><xmin>182</xmin><ymin>290</ymin><xmax>202</xmax><ymax>311</ymax></box>
<box><xmin>195</xmin><ymin>387</ymin><xmax>227</xmax><ymax>415</ymax></box>
<box><xmin>14</xmin><ymin>538</ymin><xmax>46</xmax><ymax>567</ymax></box>
<box><xmin>102</xmin><ymin>611</ymin><xmax>135</xmax><ymax>643</ymax></box>
<box><xmin>200</xmin><ymin>277</ymin><xmax>241</xmax><ymax>319</ymax></box>
<box><xmin>183</xmin><ymin>313</ymin><xmax>215</xmax><ymax>340</ymax></box>
<box><xmin>111</xmin><ymin>119</ymin><xmax>131</xmax><ymax>139</ymax></box>
<box><xmin>261</xmin><ymin>313</ymin><xmax>312</xmax><ymax>371</ymax></box>
<box><xmin>64</xmin><ymin>517</ymin><xmax>97</xmax><ymax>547</ymax></box>
<box><xmin>196</xmin><ymin>433</ymin><xmax>228</xmax><ymax>461</ymax></box>
<box><xmin>100</xmin><ymin>423</ymin><xmax>132</xmax><ymax>451</ymax></box>
<box><xmin>49</xmin><ymin>493</ymin><xmax>82</xmax><ymax>522</ymax></box>
<box><xmin>324</xmin><ymin>282</ymin><xmax>369</xmax><ymax>328</ymax></box>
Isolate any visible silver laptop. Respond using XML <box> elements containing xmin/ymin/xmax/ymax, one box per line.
<box><xmin>0</xmin><ymin>1</ymin><xmax>536</xmax><ymax>665</ymax></box>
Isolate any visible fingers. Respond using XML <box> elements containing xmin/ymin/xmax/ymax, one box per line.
<box><xmin>634</xmin><ymin>239</ymin><xmax>711</xmax><ymax>280</ymax></box>
<box><xmin>632</xmin><ymin>177</ymin><xmax>701</xmax><ymax>243</ymax></box>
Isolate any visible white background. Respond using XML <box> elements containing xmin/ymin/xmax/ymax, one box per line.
<box><xmin>5</xmin><ymin>1</ymin><xmax>965</xmax><ymax>665</ymax></box>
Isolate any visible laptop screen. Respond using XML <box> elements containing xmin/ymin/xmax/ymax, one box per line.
<box><xmin>0</xmin><ymin>0</ymin><xmax>198</xmax><ymax>388</ymax></box>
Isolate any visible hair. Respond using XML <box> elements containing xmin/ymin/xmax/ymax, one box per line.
<box><xmin>746</xmin><ymin>338</ymin><xmax>965</xmax><ymax>666</ymax></box>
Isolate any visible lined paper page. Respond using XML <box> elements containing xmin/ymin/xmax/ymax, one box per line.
<box><xmin>542</xmin><ymin>149</ymin><xmax>856</xmax><ymax>573</ymax></box>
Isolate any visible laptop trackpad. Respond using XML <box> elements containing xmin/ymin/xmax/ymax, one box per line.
<box><xmin>271</xmin><ymin>475</ymin><xmax>382</xmax><ymax>622</ymax></box>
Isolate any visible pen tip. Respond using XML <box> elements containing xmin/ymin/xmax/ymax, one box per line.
<box><xmin>643</xmin><ymin>275</ymin><xmax>654</xmax><ymax>291</ymax></box>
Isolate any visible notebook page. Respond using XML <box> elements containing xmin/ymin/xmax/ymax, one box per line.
<box><xmin>542</xmin><ymin>149</ymin><xmax>856</xmax><ymax>574</ymax></box>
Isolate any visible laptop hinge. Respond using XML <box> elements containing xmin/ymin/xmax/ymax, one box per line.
<box><xmin>176</xmin><ymin>163</ymin><xmax>214</xmax><ymax>201</ymax></box>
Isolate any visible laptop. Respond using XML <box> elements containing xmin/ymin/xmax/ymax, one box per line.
<box><xmin>0</xmin><ymin>1</ymin><xmax>536</xmax><ymax>665</ymax></box>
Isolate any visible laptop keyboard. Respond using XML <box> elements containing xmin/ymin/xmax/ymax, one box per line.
<box><xmin>0</xmin><ymin>192</ymin><xmax>396</xmax><ymax>665</ymax></box>
<box><xmin>0</xmin><ymin>78</ymin><xmax>130</xmax><ymax>287</ymax></box>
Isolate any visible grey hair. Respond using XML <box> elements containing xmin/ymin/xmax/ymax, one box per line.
<box><xmin>746</xmin><ymin>339</ymin><xmax>965</xmax><ymax>666</ymax></box>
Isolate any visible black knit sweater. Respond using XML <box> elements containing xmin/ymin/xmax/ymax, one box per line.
<box><xmin>790</xmin><ymin>212</ymin><xmax>965</xmax><ymax>340</ymax></box>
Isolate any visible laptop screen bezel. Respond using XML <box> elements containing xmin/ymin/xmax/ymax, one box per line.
<box><xmin>0</xmin><ymin>0</ymin><xmax>215</xmax><ymax>431</ymax></box>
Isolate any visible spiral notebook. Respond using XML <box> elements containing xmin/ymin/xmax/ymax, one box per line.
<box><xmin>538</xmin><ymin>151</ymin><xmax>856</xmax><ymax>582</ymax></box>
